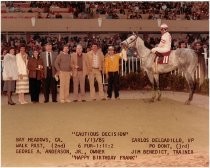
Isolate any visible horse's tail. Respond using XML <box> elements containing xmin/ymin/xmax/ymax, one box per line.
<box><xmin>197</xmin><ymin>55</ymin><xmax>206</xmax><ymax>87</ymax></box>
<box><xmin>176</xmin><ymin>48</ymin><xmax>205</xmax><ymax>87</ymax></box>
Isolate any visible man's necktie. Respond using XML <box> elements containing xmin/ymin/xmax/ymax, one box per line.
<box><xmin>48</xmin><ymin>52</ymin><xmax>51</xmax><ymax>67</ymax></box>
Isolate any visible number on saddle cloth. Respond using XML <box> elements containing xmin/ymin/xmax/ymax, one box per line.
<box><xmin>154</xmin><ymin>51</ymin><xmax>171</xmax><ymax>64</ymax></box>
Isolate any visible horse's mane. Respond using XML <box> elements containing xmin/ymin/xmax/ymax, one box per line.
<box><xmin>135</xmin><ymin>36</ymin><xmax>151</xmax><ymax>58</ymax></box>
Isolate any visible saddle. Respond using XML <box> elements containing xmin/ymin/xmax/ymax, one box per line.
<box><xmin>154</xmin><ymin>51</ymin><xmax>171</xmax><ymax>64</ymax></box>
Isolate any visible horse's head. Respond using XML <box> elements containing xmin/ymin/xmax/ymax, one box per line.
<box><xmin>121</xmin><ymin>33</ymin><xmax>138</xmax><ymax>50</ymax></box>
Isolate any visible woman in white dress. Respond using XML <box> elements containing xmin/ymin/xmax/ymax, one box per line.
<box><xmin>16</xmin><ymin>45</ymin><xmax>29</xmax><ymax>104</ymax></box>
<box><xmin>3</xmin><ymin>47</ymin><xmax>19</xmax><ymax>105</ymax></box>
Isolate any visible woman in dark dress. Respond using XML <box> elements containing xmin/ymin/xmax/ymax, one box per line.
<box><xmin>27</xmin><ymin>50</ymin><xmax>44</xmax><ymax>103</ymax></box>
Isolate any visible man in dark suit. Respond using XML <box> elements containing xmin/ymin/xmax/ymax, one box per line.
<box><xmin>40</xmin><ymin>43</ymin><xmax>58</xmax><ymax>103</ymax></box>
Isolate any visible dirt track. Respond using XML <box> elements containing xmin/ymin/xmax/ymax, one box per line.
<box><xmin>1</xmin><ymin>90</ymin><xmax>209</xmax><ymax>108</ymax></box>
<box><xmin>1</xmin><ymin>91</ymin><xmax>209</xmax><ymax>167</ymax></box>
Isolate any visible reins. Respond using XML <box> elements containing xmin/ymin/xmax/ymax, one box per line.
<box><xmin>125</xmin><ymin>34</ymin><xmax>138</xmax><ymax>47</ymax></box>
<box><xmin>124</xmin><ymin>34</ymin><xmax>153</xmax><ymax>67</ymax></box>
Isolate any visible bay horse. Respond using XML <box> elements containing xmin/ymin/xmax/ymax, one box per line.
<box><xmin>121</xmin><ymin>33</ymin><xmax>204</xmax><ymax>104</ymax></box>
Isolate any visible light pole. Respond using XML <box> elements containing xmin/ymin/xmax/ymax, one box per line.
<box><xmin>31</xmin><ymin>16</ymin><xmax>36</xmax><ymax>27</ymax></box>
<box><xmin>98</xmin><ymin>17</ymin><xmax>102</xmax><ymax>28</ymax></box>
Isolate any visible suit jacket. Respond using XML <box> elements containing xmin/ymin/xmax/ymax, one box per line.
<box><xmin>86</xmin><ymin>50</ymin><xmax>104</xmax><ymax>73</ymax></box>
<box><xmin>27</xmin><ymin>56</ymin><xmax>44</xmax><ymax>80</ymax></box>
<box><xmin>70</xmin><ymin>52</ymin><xmax>88</xmax><ymax>77</ymax></box>
<box><xmin>40</xmin><ymin>51</ymin><xmax>57</xmax><ymax>78</ymax></box>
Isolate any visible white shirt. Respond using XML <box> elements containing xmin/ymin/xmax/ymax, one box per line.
<box><xmin>46</xmin><ymin>52</ymin><xmax>52</xmax><ymax>67</ymax></box>
<box><xmin>158</xmin><ymin>32</ymin><xmax>171</xmax><ymax>51</ymax></box>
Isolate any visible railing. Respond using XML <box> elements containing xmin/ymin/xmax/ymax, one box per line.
<box><xmin>119</xmin><ymin>51</ymin><xmax>209</xmax><ymax>79</ymax></box>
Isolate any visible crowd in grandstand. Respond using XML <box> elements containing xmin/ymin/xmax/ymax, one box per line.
<box><xmin>1</xmin><ymin>33</ymin><xmax>209</xmax><ymax>56</ymax></box>
<box><xmin>1</xmin><ymin>1</ymin><xmax>209</xmax><ymax>20</ymax></box>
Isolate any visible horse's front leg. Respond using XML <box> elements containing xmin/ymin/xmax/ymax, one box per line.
<box><xmin>147</xmin><ymin>72</ymin><xmax>156</xmax><ymax>102</ymax></box>
<box><xmin>154</xmin><ymin>74</ymin><xmax>161</xmax><ymax>101</ymax></box>
<box><xmin>150</xmin><ymin>87</ymin><xmax>156</xmax><ymax>102</ymax></box>
<box><xmin>156</xmin><ymin>89</ymin><xmax>161</xmax><ymax>101</ymax></box>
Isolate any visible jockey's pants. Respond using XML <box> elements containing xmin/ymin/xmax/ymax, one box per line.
<box><xmin>151</xmin><ymin>47</ymin><xmax>170</xmax><ymax>53</ymax></box>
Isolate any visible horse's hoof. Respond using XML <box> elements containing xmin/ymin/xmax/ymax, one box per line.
<box><xmin>185</xmin><ymin>100</ymin><xmax>190</xmax><ymax>105</ymax></box>
<box><xmin>149</xmin><ymin>98</ymin><xmax>155</xmax><ymax>102</ymax></box>
<box><xmin>157</xmin><ymin>95</ymin><xmax>161</xmax><ymax>101</ymax></box>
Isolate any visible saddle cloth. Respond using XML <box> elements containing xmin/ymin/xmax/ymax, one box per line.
<box><xmin>154</xmin><ymin>51</ymin><xmax>171</xmax><ymax>64</ymax></box>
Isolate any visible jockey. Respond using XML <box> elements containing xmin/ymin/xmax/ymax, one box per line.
<box><xmin>151</xmin><ymin>23</ymin><xmax>171</xmax><ymax>55</ymax></box>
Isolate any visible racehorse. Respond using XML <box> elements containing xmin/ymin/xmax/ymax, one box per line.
<box><xmin>121</xmin><ymin>33</ymin><xmax>205</xmax><ymax>104</ymax></box>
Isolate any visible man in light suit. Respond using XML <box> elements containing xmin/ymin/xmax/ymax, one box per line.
<box><xmin>70</xmin><ymin>44</ymin><xmax>88</xmax><ymax>102</ymax></box>
<box><xmin>86</xmin><ymin>42</ymin><xmax>106</xmax><ymax>101</ymax></box>
<box><xmin>40</xmin><ymin>43</ymin><xmax>58</xmax><ymax>103</ymax></box>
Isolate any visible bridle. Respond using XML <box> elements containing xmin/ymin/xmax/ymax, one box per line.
<box><xmin>124</xmin><ymin>34</ymin><xmax>151</xmax><ymax>66</ymax></box>
<box><xmin>124</xmin><ymin>34</ymin><xmax>138</xmax><ymax>47</ymax></box>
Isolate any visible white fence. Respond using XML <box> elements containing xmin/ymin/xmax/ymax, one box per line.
<box><xmin>119</xmin><ymin>52</ymin><xmax>209</xmax><ymax>79</ymax></box>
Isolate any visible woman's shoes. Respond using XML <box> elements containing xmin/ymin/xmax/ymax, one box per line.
<box><xmin>8</xmin><ymin>101</ymin><xmax>16</xmax><ymax>105</ymax></box>
<box><xmin>20</xmin><ymin>101</ymin><xmax>28</xmax><ymax>104</ymax></box>
<box><xmin>18</xmin><ymin>100</ymin><xmax>28</xmax><ymax>104</ymax></box>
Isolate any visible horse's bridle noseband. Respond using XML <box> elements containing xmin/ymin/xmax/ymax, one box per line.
<box><xmin>125</xmin><ymin>34</ymin><xmax>138</xmax><ymax>47</ymax></box>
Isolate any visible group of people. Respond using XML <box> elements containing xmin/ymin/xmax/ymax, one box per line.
<box><xmin>2</xmin><ymin>42</ymin><xmax>127</xmax><ymax>105</ymax></box>
<box><xmin>2</xmin><ymin>45</ymin><xmax>40</xmax><ymax>105</ymax></box>
<box><xmin>2</xmin><ymin>23</ymin><xmax>208</xmax><ymax>105</ymax></box>
<box><xmin>3</xmin><ymin>1</ymin><xmax>208</xmax><ymax>20</ymax></box>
